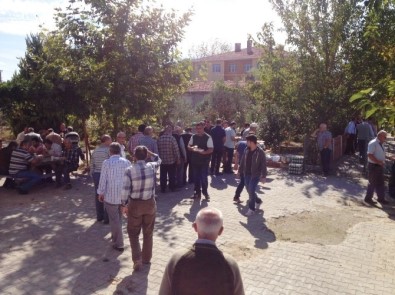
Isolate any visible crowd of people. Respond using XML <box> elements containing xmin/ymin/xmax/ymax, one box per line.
<box><xmin>0</xmin><ymin>124</ymin><xmax>84</xmax><ymax>194</ymax></box>
<box><xmin>1</xmin><ymin>118</ymin><xmax>393</xmax><ymax>294</ymax></box>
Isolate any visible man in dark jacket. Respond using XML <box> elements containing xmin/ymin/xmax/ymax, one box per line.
<box><xmin>159</xmin><ymin>208</ymin><xmax>244</xmax><ymax>295</ymax></box>
<box><xmin>239</xmin><ymin>134</ymin><xmax>267</xmax><ymax>216</ymax></box>
<box><xmin>209</xmin><ymin>119</ymin><xmax>226</xmax><ymax>175</ymax></box>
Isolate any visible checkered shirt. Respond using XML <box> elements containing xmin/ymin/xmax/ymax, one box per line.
<box><xmin>127</xmin><ymin>132</ymin><xmax>144</xmax><ymax>154</ymax></box>
<box><xmin>121</xmin><ymin>154</ymin><xmax>162</xmax><ymax>202</ymax></box>
<box><xmin>97</xmin><ymin>155</ymin><xmax>131</xmax><ymax>204</ymax></box>
<box><xmin>157</xmin><ymin>134</ymin><xmax>180</xmax><ymax>165</ymax></box>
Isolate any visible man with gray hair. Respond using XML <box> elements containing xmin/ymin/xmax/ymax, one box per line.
<box><xmin>116</xmin><ymin>131</ymin><xmax>127</xmax><ymax>158</ymax></box>
<box><xmin>138</xmin><ymin>126</ymin><xmax>159</xmax><ymax>161</ymax></box>
<box><xmin>364</xmin><ymin>130</ymin><xmax>390</xmax><ymax>205</ymax></box>
<box><xmin>98</xmin><ymin>142</ymin><xmax>131</xmax><ymax>251</ymax></box>
<box><xmin>159</xmin><ymin>208</ymin><xmax>244</xmax><ymax>295</ymax></box>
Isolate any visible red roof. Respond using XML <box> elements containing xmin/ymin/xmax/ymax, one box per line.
<box><xmin>193</xmin><ymin>47</ymin><xmax>264</xmax><ymax>62</ymax></box>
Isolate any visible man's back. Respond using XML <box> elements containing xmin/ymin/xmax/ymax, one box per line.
<box><xmin>210</xmin><ymin>125</ymin><xmax>225</xmax><ymax>150</ymax></box>
<box><xmin>160</xmin><ymin>243</ymin><xmax>244</xmax><ymax>295</ymax></box>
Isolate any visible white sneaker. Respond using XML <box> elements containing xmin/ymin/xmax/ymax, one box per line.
<box><xmin>255</xmin><ymin>203</ymin><xmax>261</xmax><ymax>210</ymax></box>
<box><xmin>245</xmin><ymin>209</ymin><xmax>255</xmax><ymax>216</ymax></box>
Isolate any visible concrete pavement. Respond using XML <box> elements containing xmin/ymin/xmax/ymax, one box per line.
<box><xmin>0</xmin><ymin>157</ymin><xmax>394</xmax><ymax>295</ymax></box>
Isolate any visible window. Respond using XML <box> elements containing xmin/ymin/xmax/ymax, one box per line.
<box><xmin>244</xmin><ymin>64</ymin><xmax>252</xmax><ymax>72</ymax></box>
<box><xmin>229</xmin><ymin>64</ymin><xmax>237</xmax><ymax>73</ymax></box>
<box><xmin>212</xmin><ymin>64</ymin><xmax>221</xmax><ymax>73</ymax></box>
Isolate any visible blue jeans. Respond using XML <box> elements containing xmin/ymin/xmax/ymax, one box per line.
<box><xmin>14</xmin><ymin>170</ymin><xmax>42</xmax><ymax>192</ymax></box>
<box><xmin>93</xmin><ymin>172</ymin><xmax>108</xmax><ymax>222</ymax></box>
<box><xmin>244</xmin><ymin>175</ymin><xmax>262</xmax><ymax>211</ymax></box>
<box><xmin>235</xmin><ymin>174</ymin><xmax>245</xmax><ymax>198</ymax></box>
<box><xmin>193</xmin><ymin>163</ymin><xmax>209</xmax><ymax>195</ymax></box>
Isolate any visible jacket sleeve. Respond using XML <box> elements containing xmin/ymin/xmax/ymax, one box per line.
<box><xmin>239</xmin><ymin>150</ymin><xmax>246</xmax><ymax>175</ymax></box>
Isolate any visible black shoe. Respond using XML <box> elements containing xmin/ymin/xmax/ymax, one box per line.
<box><xmin>103</xmin><ymin>220</ymin><xmax>109</xmax><ymax>225</ymax></box>
<box><xmin>378</xmin><ymin>199</ymin><xmax>389</xmax><ymax>205</ymax></box>
<box><xmin>112</xmin><ymin>245</ymin><xmax>124</xmax><ymax>252</ymax></box>
<box><xmin>191</xmin><ymin>193</ymin><xmax>201</xmax><ymax>199</ymax></box>
<box><xmin>364</xmin><ymin>198</ymin><xmax>377</xmax><ymax>205</ymax></box>
<box><xmin>233</xmin><ymin>197</ymin><xmax>242</xmax><ymax>203</ymax></box>
<box><xmin>203</xmin><ymin>193</ymin><xmax>210</xmax><ymax>201</ymax></box>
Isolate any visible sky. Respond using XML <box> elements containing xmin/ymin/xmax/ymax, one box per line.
<box><xmin>0</xmin><ymin>0</ymin><xmax>284</xmax><ymax>81</ymax></box>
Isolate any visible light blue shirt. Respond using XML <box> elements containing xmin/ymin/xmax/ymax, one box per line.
<box><xmin>97</xmin><ymin>155</ymin><xmax>131</xmax><ymax>204</ymax></box>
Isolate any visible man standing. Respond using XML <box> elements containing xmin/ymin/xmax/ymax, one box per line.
<box><xmin>239</xmin><ymin>135</ymin><xmax>267</xmax><ymax>216</ymax></box>
<box><xmin>97</xmin><ymin>143</ymin><xmax>131</xmax><ymax>251</ymax></box>
<box><xmin>138</xmin><ymin>126</ymin><xmax>159</xmax><ymax>160</ymax></box>
<box><xmin>311</xmin><ymin>123</ymin><xmax>333</xmax><ymax>176</ymax></box>
<box><xmin>159</xmin><ymin>208</ymin><xmax>244</xmax><ymax>295</ymax></box>
<box><xmin>209</xmin><ymin>119</ymin><xmax>226</xmax><ymax>176</ymax></box>
<box><xmin>90</xmin><ymin>134</ymin><xmax>112</xmax><ymax>223</ymax></box>
<box><xmin>344</xmin><ymin>118</ymin><xmax>357</xmax><ymax>155</ymax></box>
<box><xmin>188</xmin><ymin>122</ymin><xmax>213</xmax><ymax>200</ymax></box>
<box><xmin>224</xmin><ymin>121</ymin><xmax>237</xmax><ymax>174</ymax></box>
<box><xmin>116</xmin><ymin>132</ymin><xmax>127</xmax><ymax>158</ymax></box>
<box><xmin>181</xmin><ymin>127</ymin><xmax>193</xmax><ymax>185</ymax></box>
<box><xmin>127</xmin><ymin>124</ymin><xmax>146</xmax><ymax>156</ymax></box>
<box><xmin>57</xmin><ymin>138</ymin><xmax>79</xmax><ymax>189</ymax></box>
<box><xmin>172</xmin><ymin>126</ymin><xmax>187</xmax><ymax>188</ymax></box>
<box><xmin>9</xmin><ymin>139</ymin><xmax>42</xmax><ymax>194</ymax></box>
<box><xmin>121</xmin><ymin>146</ymin><xmax>161</xmax><ymax>271</ymax></box>
<box><xmin>234</xmin><ymin>139</ymin><xmax>247</xmax><ymax>203</ymax></box>
<box><xmin>16</xmin><ymin>127</ymin><xmax>28</xmax><ymax>145</ymax></box>
<box><xmin>357</xmin><ymin>119</ymin><xmax>375</xmax><ymax>171</ymax></box>
<box><xmin>364</xmin><ymin>130</ymin><xmax>390</xmax><ymax>205</ymax></box>
<box><xmin>242</xmin><ymin>122</ymin><xmax>258</xmax><ymax>140</ymax></box>
<box><xmin>157</xmin><ymin>126</ymin><xmax>180</xmax><ymax>193</ymax></box>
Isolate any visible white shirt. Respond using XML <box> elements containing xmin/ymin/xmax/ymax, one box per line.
<box><xmin>367</xmin><ymin>138</ymin><xmax>386</xmax><ymax>164</ymax></box>
<box><xmin>224</xmin><ymin>127</ymin><xmax>236</xmax><ymax>148</ymax></box>
<box><xmin>97</xmin><ymin>155</ymin><xmax>131</xmax><ymax>204</ymax></box>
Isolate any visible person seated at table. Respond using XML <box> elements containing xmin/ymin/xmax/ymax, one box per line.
<box><xmin>64</xmin><ymin>127</ymin><xmax>85</xmax><ymax>161</ymax></box>
<box><xmin>43</xmin><ymin>138</ymin><xmax>63</xmax><ymax>157</ymax></box>
<box><xmin>0</xmin><ymin>141</ymin><xmax>18</xmax><ymax>188</ymax></box>
<box><xmin>24</xmin><ymin>127</ymin><xmax>43</xmax><ymax>143</ymax></box>
<box><xmin>9</xmin><ymin>139</ymin><xmax>43</xmax><ymax>194</ymax></box>
<box><xmin>29</xmin><ymin>137</ymin><xmax>46</xmax><ymax>155</ymax></box>
<box><xmin>46</xmin><ymin>128</ymin><xmax>62</xmax><ymax>146</ymax></box>
<box><xmin>55</xmin><ymin>138</ymin><xmax>79</xmax><ymax>189</ymax></box>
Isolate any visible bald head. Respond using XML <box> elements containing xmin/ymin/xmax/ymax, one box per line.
<box><xmin>193</xmin><ymin>208</ymin><xmax>224</xmax><ymax>241</ymax></box>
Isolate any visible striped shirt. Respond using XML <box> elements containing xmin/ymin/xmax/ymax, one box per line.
<box><xmin>157</xmin><ymin>134</ymin><xmax>180</xmax><ymax>165</ymax></box>
<box><xmin>9</xmin><ymin>148</ymin><xmax>34</xmax><ymax>175</ymax></box>
<box><xmin>121</xmin><ymin>154</ymin><xmax>161</xmax><ymax>203</ymax></box>
<box><xmin>97</xmin><ymin>155</ymin><xmax>131</xmax><ymax>204</ymax></box>
<box><xmin>90</xmin><ymin>145</ymin><xmax>110</xmax><ymax>173</ymax></box>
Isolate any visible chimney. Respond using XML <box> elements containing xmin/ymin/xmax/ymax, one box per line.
<box><xmin>247</xmin><ymin>39</ymin><xmax>253</xmax><ymax>55</ymax></box>
<box><xmin>235</xmin><ymin>43</ymin><xmax>241</xmax><ymax>52</ymax></box>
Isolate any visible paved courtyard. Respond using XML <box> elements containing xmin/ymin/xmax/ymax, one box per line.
<box><xmin>0</xmin><ymin>157</ymin><xmax>394</xmax><ymax>295</ymax></box>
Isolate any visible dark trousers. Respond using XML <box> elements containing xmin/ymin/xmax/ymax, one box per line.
<box><xmin>160</xmin><ymin>163</ymin><xmax>176</xmax><ymax>191</ymax></box>
<box><xmin>345</xmin><ymin>134</ymin><xmax>356</xmax><ymax>155</ymax></box>
<box><xmin>320</xmin><ymin>148</ymin><xmax>331</xmax><ymax>175</ymax></box>
<box><xmin>193</xmin><ymin>163</ymin><xmax>209</xmax><ymax>194</ymax></box>
<box><xmin>93</xmin><ymin>172</ymin><xmax>108</xmax><ymax>222</ymax></box>
<box><xmin>224</xmin><ymin>147</ymin><xmax>234</xmax><ymax>173</ymax></box>
<box><xmin>54</xmin><ymin>164</ymin><xmax>73</xmax><ymax>185</ymax></box>
<box><xmin>366</xmin><ymin>163</ymin><xmax>385</xmax><ymax>201</ymax></box>
<box><xmin>14</xmin><ymin>170</ymin><xmax>42</xmax><ymax>192</ymax></box>
<box><xmin>235</xmin><ymin>174</ymin><xmax>245</xmax><ymax>198</ymax></box>
<box><xmin>358</xmin><ymin>139</ymin><xmax>368</xmax><ymax>170</ymax></box>
<box><xmin>210</xmin><ymin>149</ymin><xmax>223</xmax><ymax>174</ymax></box>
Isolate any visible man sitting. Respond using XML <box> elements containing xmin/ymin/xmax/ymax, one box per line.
<box><xmin>9</xmin><ymin>139</ymin><xmax>42</xmax><ymax>194</ymax></box>
<box><xmin>0</xmin><ymin>141</ymin><xmax>18</xmax><ymax>188</ymax></box>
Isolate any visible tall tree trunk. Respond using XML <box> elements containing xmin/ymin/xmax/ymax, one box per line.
<box><xmin>82</xmin><ymin>118</ymin><xmax>90</xmax><ymax>165</ymax></box>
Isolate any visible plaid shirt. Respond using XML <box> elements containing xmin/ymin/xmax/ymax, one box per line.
<box><xmin>63</xmin><ymin>147</ymin><xmax>80</xmax><ymax>170</ymax></box>
<box><xmin>121</xmin><ymin>154</ymin><xmax>161</xmax><ymax>203</ymax></box>
<box><xmin>157</xmin><ymin>134</ymin><xmax>180</xmax><ymax>165</ymax></box>
<box><xmin>127</xmin><ymin>132</ymin><xmax>144</xmax><ymax>154</ymax></box>
<box><xmin>97</xmin><ymin>155</ymin><xmax>131</xmax><ymax>204</ymax></box>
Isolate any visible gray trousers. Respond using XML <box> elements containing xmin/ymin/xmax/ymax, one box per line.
<box><xmin>104</xmin><ymin>202</ymin><xmax>124</xmax><ymax>248</ymax></box>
